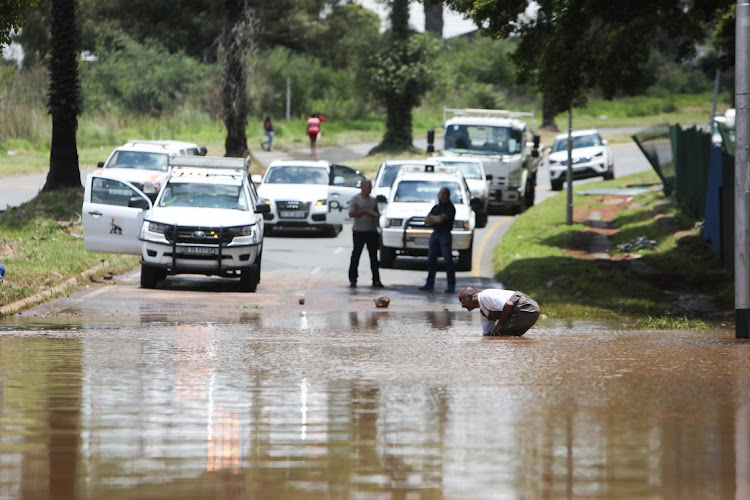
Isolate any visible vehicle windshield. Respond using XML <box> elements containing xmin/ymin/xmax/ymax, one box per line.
<box><xmin>393</xmin><ymin>180</ymin><xmax>463</xmax><ymax>204</ymax></box>
<box><xmin>265</xmin><ymin>166</ymin><xmax>329</xmax><ymax>185</ymax></box>
<box><xmin>106</xmin><ymin>151</ymin><xmax>169</xmax><ymax>172</ymax></box>
<box><xmin>378</xmin><ymin>164</ymin><xmax>405</xmax><ymax>187</ymax></box>
<box><xmin>439</xmin><ymin>160</ymin><xmax>483</xmax><ymax>180</ymax></box>
<box><xmin>552</xmin><ymin>134</ymin><xmax>602</xmax><ymax>153</ymax></box>
<box><xmin>159</xmin><ymin>182</ymin><xmax>248</xmax><ymax>210</ymax></box>
<box><xmin>444</xmin><ymin>124</ymin><xmax>523</xmax><ymax>155</ymax></box>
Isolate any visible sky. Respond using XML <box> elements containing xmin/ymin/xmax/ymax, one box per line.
<box><xmin>357</xmin><ymin>0</ymin><xmax>478</xmax><ymax>38</ymax></box>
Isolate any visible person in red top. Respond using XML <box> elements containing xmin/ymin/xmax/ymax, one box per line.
<box><xmin>307</xmin><ymin>113</ymin><xmax>329</xmax><ymax>158</ymax></box>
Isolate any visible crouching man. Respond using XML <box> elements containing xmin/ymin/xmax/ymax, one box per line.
<box><xmin>458</xmin><ymin>286</ymin><xmax>540</xmax><ymax>336</ymax></box>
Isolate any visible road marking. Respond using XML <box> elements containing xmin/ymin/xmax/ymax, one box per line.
<box><xmin>473</xmin><ymin>216</ymin><xmax>511</xmax><ymax>278</ymax></box>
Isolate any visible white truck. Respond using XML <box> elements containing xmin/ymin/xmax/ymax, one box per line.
<box><xmin>432</xmin><ymin>108</ymin><xmax>543</xmax><ymax>214</ymax></box>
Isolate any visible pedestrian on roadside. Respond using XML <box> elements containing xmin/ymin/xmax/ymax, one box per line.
<box><xmin>306</xmin><ymin>113</ymin><xmax>329</xmax><ymax>158</ymax></box>
<box><xmin>458</xmin><ymin>286</ymin><xmax>540</xmax><ymax>337</ymax></box>
<box><xmin>0</xmin><ymin>261</ymin><xmax>5</xmax><ymax>284</ymax></box>
<box><xmin>348</xmin><ymin>179</ymin><xmax>383</xmax><ymax>288</ymax></box>
<box><xmin>261</xmin><ymin>115</ymin><xmax>274</xmax><ymax>151</ymax></box>
<box><xmin>199</xmin><ymin>146</ymin><xmax>208</xmax><ymax>156</ymax></box>
<box><xmin>419</xmin><ymin>186</ymin><xmax>456</xmax><ymax>293</ymax></box>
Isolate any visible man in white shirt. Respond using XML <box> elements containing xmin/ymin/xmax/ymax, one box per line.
<box><xmin>458</xmin><ymin>286</ymin><xmax>540</xmax><ymax>336</ymax></box>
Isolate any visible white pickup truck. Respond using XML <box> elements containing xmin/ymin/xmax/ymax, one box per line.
<box><xmin>434</xmin><ymin>108</ymin><xmax>543</xmax><ymax>214</ymax></box>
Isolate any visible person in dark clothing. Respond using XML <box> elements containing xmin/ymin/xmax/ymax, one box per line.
<box><xmin>347</xmin><ymin>179</ymin><xmax>383</xmax><ymax>288</ymax></box>
<box><xmin>419</xmin><ymin>186</ymin><xmax>456</xmax><ymax>293</ymax></box>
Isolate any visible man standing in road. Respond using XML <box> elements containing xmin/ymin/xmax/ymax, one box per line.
<box><xmin>348</xmin><ymin>179</ymin><xmax>384</xmax><ymax>288</ymax></box>
<box><xmin>419</xmin><ymin>186</ymin><xmax>456</xmax><ymax>293</ymax></box>
<box><xmin>458</xmin><ymin>286</ymin><xmax>540</xmax><ymax>336</ymax></box>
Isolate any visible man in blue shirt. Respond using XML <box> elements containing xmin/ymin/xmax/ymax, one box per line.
<box><xmin>419</xmin><ymin>187</ymin><xmax>456</xmax><ymax>293</ymax></box>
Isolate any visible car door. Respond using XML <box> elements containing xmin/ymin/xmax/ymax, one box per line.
<box><xmin>82</xmin><ymin>173</ymin><xmax>152</xmax><ymax>254</ymax></box>
<box><xmin>327</xmin><ymin>164</ymin><xmax>365</xmax><ymax>224</ymax></box>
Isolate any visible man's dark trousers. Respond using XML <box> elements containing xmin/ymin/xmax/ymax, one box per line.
<box><xmin>425</xmin><ymin>231</ymin><xmax>455</xmax><ymax>289</ymax></box>
<box><xmin>349</xmin><ymin>230</ymin><xmax>380</xmax><ymax>284</ymax></box>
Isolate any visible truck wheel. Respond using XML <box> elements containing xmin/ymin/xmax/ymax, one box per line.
<box><xmin>457</xmin><ymin>241</ymin><xmax>473</xmax><ymax>272</ymax></box>
<box><xmin>380</xmin><ymin>243</ymin><xmax>396</xmax><ymax>268</ymax></box>
<box><xmin>476</xmin><ymin>211</ymin><xmax>489</xmax><ymax>228</ymax></box>
<box><xmin>551</xmin><ymin>180</ymin><xmax>564</xmax><ymax>191</ymax></box>
<box><xmin>240</xmin><ymin>265</ymin><xmax>260</xmax><ymax>292</ymax></box>
<box><xmin>140</xmin><ymin>265</ymin><xmax>159</xmax><ymax>289</ymax></box>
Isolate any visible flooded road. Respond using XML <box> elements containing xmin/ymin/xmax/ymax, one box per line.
<box><xmin>1</xmin><ymin>309</ymin><xmax>747</xmax><ymax>499</ymax></box>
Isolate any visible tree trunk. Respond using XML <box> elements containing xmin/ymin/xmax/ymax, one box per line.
<box><xmin>424</xmin><ymin>1</ymin><xmax>443</xmax><ymax>38</ymax></box>
<box><xmin>43</xmin><ymin>0</ymin><xmax>81</xmax><ymax>191</ymax></box>
<box><xmin>541</xmin><ymin>94</ymin><xmax>559</xmax><ymax>131</ymax></box>
<box><xmin>380</xmin><ymin>94</ymin><xmax>413</xmax><ymax>151</ymax></box>
<box><xmin>222</xmin><ymin>0</ymin><xmax>252</xmax><ymax>158</ymax></box>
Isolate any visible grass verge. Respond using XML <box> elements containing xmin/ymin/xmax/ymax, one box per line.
<box><xmin>495</xmin><ymin>170</ymin><xmax>733</xmax><ymax>329</ymax></box>
<box><xmin>0</xmin><ymin>188</ymin><xmax>138</xmax><ymax>316</ymax></box>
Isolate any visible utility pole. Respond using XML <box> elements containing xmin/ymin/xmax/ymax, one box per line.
<box><xmin>566</xmin><ymin>106</ymin><xmax>573</xmax><ymax>225</ymax></box>
<box><xmin>736</xmin><ymin>0</ymin><xmax>750</xmax><ymax>338</ymax></box>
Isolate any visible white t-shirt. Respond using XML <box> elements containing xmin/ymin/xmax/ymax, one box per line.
<box><xmin>478</xmin><ymin>289</ymin><xmax>515</xmax><ymax>334</ymax></box>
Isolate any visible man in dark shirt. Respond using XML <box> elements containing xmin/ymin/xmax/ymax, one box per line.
<box><xmin>419</xmin><ymin>186</ymin><xmax>456</xmax><ymax>293</ymax></box>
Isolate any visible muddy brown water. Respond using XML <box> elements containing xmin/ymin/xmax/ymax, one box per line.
<box><xmin>0</xmin><ymin>311</ymin><xmax>748</xmax><ymax>499</ymax></box>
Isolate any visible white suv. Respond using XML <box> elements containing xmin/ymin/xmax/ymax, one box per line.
<box><xmin>82</xmin><ymin>156</ymin><xmax>269</xmax><ymax>292</ymax></box>
<box><xmin>253</xmin><ymin>160</ymin><xmax>365</xmax><ymax>236</ymax></box>
<box><xmin>372</xmin><ymin>158</ymin><xmax>444</xmax><ymax>202</ymax></box>
<box><xmin>430</xmin><ymin>156</ymin><xmax>491</xmax><ymax>227</ymax></box>
<box><xmin>378</xmin><ymin>164</ymin><xmax>478</xmax><ymax>271</ymax></box>
<box><xmin>547</xmin><ymin>129</ymin><xmax>614</xmax><ymax>191</ymax></box>
<box><xmin>97</xmin><ymin>140</ymin><xmax>201</xmax><ymax>200</ymax></box>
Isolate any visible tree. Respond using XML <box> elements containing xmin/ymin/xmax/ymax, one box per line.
<box><xmin>221</xmin><ymin>0</ymin><xmax>258</xmax><ymax>158</ymax></box>
<box><xmin>43</xmin><ymin>0</ymin><xmax>81</xmax><ymax>191</ymax></box>
<box><xmin>366</xmin><ymin>0</ymin><xmax>441</xmax><ymax>153</ymax></box>
<box><xmin>446</xmin><ymin>0</ymin><xmax>734</xmax><ymax>115</ymax></box>
<box><xmin>0</xmin><ymin>0</ymin><xmax>39</xmax><ymax>46</ymax></box>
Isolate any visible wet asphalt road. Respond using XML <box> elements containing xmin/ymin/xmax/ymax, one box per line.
<box><xmin>4</xmin><ymin>137</ymin><xmax>746</xmax><ymax>499</ymax></box>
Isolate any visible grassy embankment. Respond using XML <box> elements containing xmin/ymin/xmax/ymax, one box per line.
<box><xmin>0</xmin><ymin>92</ymin><xmax>734</xmax><ymax>321</ymax></box>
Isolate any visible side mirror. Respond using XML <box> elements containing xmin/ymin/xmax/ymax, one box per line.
<box><xmin>376</xmin><ymin>194</ymin><xmax>388</xmax><ymax>204</ymax></box>
<box><xmin>602</xmin><ymin>139</ymin><xmax>608</xmax><ymax>146</ymax></box>
<box><xmin>251</xmin><ymin>174</ymin><xmax>263</xmax><ymax>184</ymax></box>
<box><xmin>426</xmin><ymin>128</ymin><xmax>435</xmax><ymax>153</ymax></box>
<box><xmin>533</xmin><ymin>134</ymin><xmax>540</xmax><ymax>149</ymax></box>
<box><xmin>128</xmin><ymin>196</ymin><xmax>150</xmax><ymax>210</ymax></box>
<box><xmin>255</xmin><ymin>203</ymin><xmax>271</xmax><ymax>214</ymax></box>
<box><xmin>485</xmin><ymin>174</ymin><xmax>493</xmax><ymax>181</ymax></box>
<box><xmin>97</xmin><ymin>161</ymin><xmax>105</xmax><ymax>168</ymax></box>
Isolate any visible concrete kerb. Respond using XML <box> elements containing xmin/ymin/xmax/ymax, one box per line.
<box><xmin>0</xmin><ymin>261</ymin><xmax>110</xmax><ymax>316</ymax></box>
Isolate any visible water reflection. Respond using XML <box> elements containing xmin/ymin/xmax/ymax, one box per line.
<box><xmin>0</xmin><ymin>316</ymin><xmax>747</xmax><ymax>499</ymax></box>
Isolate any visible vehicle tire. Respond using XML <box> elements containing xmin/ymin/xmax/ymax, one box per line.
<box><xmin>140</xmin><ymin>265</ymin><xmax>159</xmax><ymax>289</ymax></box>
<box><xmin>380</xmin><ymin>243</ymin><xmax>396</xmax><ymax>268</ymax></box>
<box><xmin>240</xmin><ymin>265</ymin><xmax>260</xmax><ymax>292</ymax></box>
<box><xmin>551</xmin><ymin>180</ymin><xmax>564</xmax><ymax>191</ymax></box>
<box><xmin>457</xmin><ymin>241</ymin><xmax>473</xmax><ymax>272</ymax></box>
<box><xmin>324</xmin><ymin>224</ymin><xmax>341</xmax><ymax>237</ymax></box>
<box><xmin>603</xmin><ymin>164</ymin><xmax>615</xmax><ymax>180</ymax></box>
<box><xmin>476</xmin><ymin>211</ymin><xmax>489</xmax><ymax>228</ymax></box>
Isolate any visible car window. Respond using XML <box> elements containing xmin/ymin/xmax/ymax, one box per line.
<box><xmin>159</xmin><ymin>182</ymin><xmax>248</xmax><ymax>210</ymax></box>
<box><xmin>265</xmin><ymin>166</ymin><xmax>329</xmax><ymax>185</ymax></box>
<box><xmin>446</xmin><ymin>125</ymin><xmax>522</xmax><ymax>155</ymax></box>
<box><xmin>393</xmin><ymin>180</ymin><xmax>463</xmax><ymax>204</ymax></box>
<box><xmin>378</xmin><ymin>164</ymin><xmax>404</xmax><ymax>187</ymax></box>
<box><xmin>573</xmin><ymin>134</ymin><xmax>600</xmax><ymax>148</ymax></box>
<box><xmin>91</xmin><ymin>177</ymin><xmax>144</xmax><ymax>207</ymax></box>
<box><xmin>185</xmin><ymin>148</ymin><xmax>200</xmax><ymax>155</ymax></box>
<box><xmin>331</xmin><ymin>164</ymin><xmax>364</xmax><ymax>187</ymax></box>
<box><xmin>442</xmin><ymin>161</ymin><xmax>482</xmax><ymax>180</ymax></box>
<box><xmin>107</xmin><ymin>151</ymin><xmax>169</xmax><ymax>172</ymax></box>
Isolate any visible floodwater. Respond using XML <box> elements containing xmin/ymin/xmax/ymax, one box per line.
<box><xmin>0</xmin><ymin>311</ymin><xmax>748</xmax><ymax>499</ymax></box>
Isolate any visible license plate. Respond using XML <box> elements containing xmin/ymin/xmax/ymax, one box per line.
<box><xmin>280</xmin><ymin>210</ymin><xmax>306</xmax><ymax>218</ymax></box>
<box><xmin>180</xmin><ymin>246</ymin><xmax>217</xmax><ymax>256</ymax></box>
<box><xmin>409</xmin><ymin>237</ymin><xmax>430</xmax><ymax>246</ymax></box>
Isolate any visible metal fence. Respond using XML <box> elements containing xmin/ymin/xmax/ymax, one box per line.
<box><xmin>632</xmin><ymin>125</ymin><xmax>675</xmax><ymax>195</ymax></box>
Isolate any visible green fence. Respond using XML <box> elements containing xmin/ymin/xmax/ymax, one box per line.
<box><xmin>632</xmin><ymin>125</ymin><xmax>675</xmax><ymax>195</ymax></box>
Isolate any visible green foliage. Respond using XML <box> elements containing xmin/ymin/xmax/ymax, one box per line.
<box><xmin>80</xmin><ymin>29</ymin><xmax>214</xmax><ymax>116</ymax></box>
<box><xmin>0</xmin><ymin>0</ymin><xmax>39</xmax><ymax>46</ymax></box>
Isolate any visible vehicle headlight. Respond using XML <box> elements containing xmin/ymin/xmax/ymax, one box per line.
<box><xmin>595</xmin><ymin>152</ymin><xmax>604</xmax><ymax>157</ymax></box>
<box><xmin>143</xmin><ymin>181</ymin><xmax>160</xmax><ymax>194</ymax></box>
<box><xmin>259</xmin><ymin>198</ymin><xmax>271</xmax><ymax>207</ymax></box>
<box><xmin>315</xmin><ymin>199</ymin><xmax>326</xmax><ymax>206</ymax></box>
<box><xmin>507</xmin><ymin>168</ymin><xmax>522</xmax><ymax>186</ymax></box>
<box><xmin>453</xmin><ymin>220</ymin><xmax>470</xmax><ymax>230</ymax></box>
<box><xmin>147</xmin><ymin>221</ymin><xmax>171</xmax><ymax>234</ymax></box>
<box><xmin>385</xmin><ymin>218</ymin><xmax>403</xmax><ymax>228</ymax></box>
<box><xmin>228</xmin><ymin>225</ymin><xmax>254</xmax><ymax>236</ymax></box>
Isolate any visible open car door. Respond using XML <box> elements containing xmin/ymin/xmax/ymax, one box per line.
<box><xmin>327</xmin><ymin>164</ymin><xmax>366</xmax><ymax>224</ymax></box>
<box><xmin>82</xmin><ymin>173</ymin><xmax>152</xmax><ymax>254</ymax></box>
